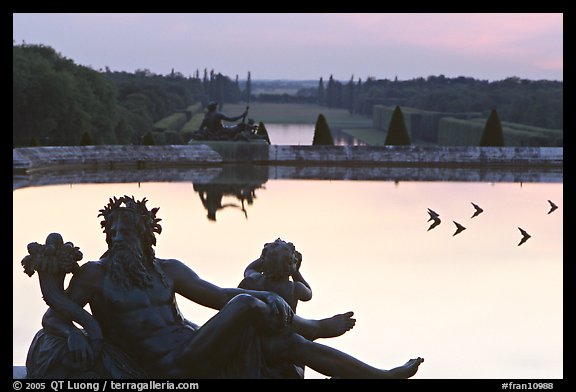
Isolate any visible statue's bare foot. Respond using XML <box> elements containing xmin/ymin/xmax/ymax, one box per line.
<box><xmin>317</xmin><ymin>311</ymin><xmax>356</xmax><ymax>339</ymax></box>
<box><xmin>387</xmin><ymin>357</ymin><xmax>424</xmax><ymax>379</ymax></box>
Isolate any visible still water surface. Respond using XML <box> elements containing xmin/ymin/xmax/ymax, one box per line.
<box><xmin>264</xmin><ymin>123</ymin><xmax>366</xmax><ymax>145</ymax></box>
<box><xmin>13</xmin><ymin>178</ymin><xmax>562</xmax><ymax>379</ymax></box>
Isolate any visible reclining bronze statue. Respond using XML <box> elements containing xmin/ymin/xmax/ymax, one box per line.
<box><xmin>22</xmin><ymin>195</ymin><xmax>424</xmax><ymax>379</ymax></box>
<box><xmin>188</xmin><ymin>101</ymin><xmax>269</xmax><ymax>143</ymax></box>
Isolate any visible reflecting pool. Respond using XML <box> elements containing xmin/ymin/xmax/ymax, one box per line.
<box><xmin>264</xmin><ymin>123</ymin><xmax>366</xmax><ymax>146</ymax></box>
<box><xmin>13</xmin><ymin>175</ymin><xmax>562</xmax><ymax>379</ymax></box>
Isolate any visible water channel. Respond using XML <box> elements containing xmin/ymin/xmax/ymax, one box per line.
<box><xmin>12</xmin><ymin>125</ymin><xmax>563</xmax><ymax>379</ymax></box>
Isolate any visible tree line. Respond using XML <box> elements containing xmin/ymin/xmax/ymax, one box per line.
<box><xmin>13</xmin><ymin>43</ymin><xmax>246</xmax><ymax>146</ymax></box>
<box><xmin>13</xmin><ymin>42</ymin><xmax>562</xmax><ymax>147</ymax></box>
<box><xmin>306</xmin><ymin>74</ymin><xmax>562</xmax><ymax>130</ymax></box>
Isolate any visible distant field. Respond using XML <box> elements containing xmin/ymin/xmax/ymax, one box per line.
<box><xmin>251</xmin><ymin>87</ymin><xmax>301</xmax><ymax>95</ymax></box>
<box><xmin>221</xmin><ymin>103</ymin><xmax>373</xmax><ymax>128</ymax></box>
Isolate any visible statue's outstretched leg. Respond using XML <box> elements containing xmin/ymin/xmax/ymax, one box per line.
<box><xmin>264</xmin><ymin>333</ymin><xmax>424</xmax><ymax>379</ymax></box>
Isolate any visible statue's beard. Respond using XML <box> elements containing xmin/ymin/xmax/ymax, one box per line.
<box><xmin>107</xmin><ymin>242</ymin><xmax>153</xmax><ymax>289</ymax></box>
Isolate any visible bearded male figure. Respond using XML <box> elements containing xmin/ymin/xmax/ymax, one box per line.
<box><xmin>28</xmin><ymin>196</ymin><xmax>423</xmax><ymax>379</ymax></box>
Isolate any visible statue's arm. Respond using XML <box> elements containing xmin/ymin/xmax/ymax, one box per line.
<box><xmin>41</xmin><ymin>262</ymin><xmax>101</xmax><ymax>367</ymax></box>
<box><xmin>293</xmin><ymin>281</ymin><xmax>312</xmax><ymax>302</ymax></box>
<box><xmin>162</xmin><ymin>259</ymin><xmax>293</xmax><ymax>322</ymax></box>
<box><xmin>243</xmin><ymin>257</ymin><xmax>263</xmax><ymax>278</ymax></box>
<box><xmin>42</xmin><ymin>261</ymin><xmax>98</xmax><ymax>335</ymax></box>
<box><xmin>237</xmin><ymin>275</ymin><xmax>257</xmax><ymax>290</ymax></box>
<box><xmin>291</xmin><ymin>269</ymin><xmax>311</xmax><ymax>292</ymax></box>
<box><xmin>291</xmin><ymin>250</ymin><xmax>312</xmax><ymax>295</ymax></box>
<box><xmin>162</xmin><ymin>258</ymin><xmax>267</xmax><ymax>308</ymax></box>
<box><xmin>218</xmin><ymin>109</ymin><xmax>247</xmax><ymax>122</ymax></box>
<box><xmin>42</xmin><ymin>308</ymin><xmax>82</xmax><ymax>337</ymax></box>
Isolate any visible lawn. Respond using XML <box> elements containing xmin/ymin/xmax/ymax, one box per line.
<box><xmin>200</xmin><ymin>103</ymin><xmax>445</xmax><ymax>146</ymax></box>
<box><xmin>221</xmin><ymin>102</ymin><xmax>373</xmax><ymax>128</ymax></box>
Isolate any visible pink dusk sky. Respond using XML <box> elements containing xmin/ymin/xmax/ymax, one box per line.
<box><xmin>12</xmin><ymin>13</ymin><xmax>563</xmax><ymax>82</ymax></box>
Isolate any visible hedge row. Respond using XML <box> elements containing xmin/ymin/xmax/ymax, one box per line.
<box><xmin>373</xmin><ymin>105</ymin><xmax>562</xmax><ymax>146</ymax></box>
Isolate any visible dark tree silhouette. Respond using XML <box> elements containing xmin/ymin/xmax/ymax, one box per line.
<box><xmin>318</xmin><ymin>77</ymin><xmax>325</xmax><ymax>106</ymax></box>
<box><xmin>244</xmin><ymin>71</ymin><xmax>252</xmax><ymax>103</ymax></box>
<box><xmin>384</xmin><ymin>106</ymin><xmax>411</xmax><ymax>145</ymax></box>
<box><xmin>140</xmin><ymin>131</ymin><xmax>156</xmax><ymax>145</ymax></box>
<box><xmin>312</xmin><ymin>114</ymin><xmax>335</xmax><ymax>145</ymax></box>
<box><xmin>344</xmin><ymin>75</ymin><xmax>355</xmax><ymax>115</ymax></box>
<box><xmin>479</xmin><ymin>108</ymin><xmax>505</xmax><ymax>146</ymax></box>
<box><xmin>79</xmin><ymin>131</ymin><xmax>94</xmax><ymax>146</ymax></box>
<box><xmin>326</xmin><ymin>75</ymin><xmax>335</xmax><ymax>109</ymax></box>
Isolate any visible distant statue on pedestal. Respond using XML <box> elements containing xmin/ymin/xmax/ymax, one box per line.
<box><xmin>189</xmin><ymin>101</ymin><xmax>267</xmax><ymax>143</ymax></box>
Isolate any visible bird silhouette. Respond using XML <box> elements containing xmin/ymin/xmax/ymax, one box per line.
<box><xmin>471</xmin><ymin>202</ymin><xmax>484</xmax><ymax>218</ymax></box>
<box><xmin>547</xmin><ymin>200</ymin><xmax>558</xmax><ymax>214</ymax></box>
<box><xmin>427</xmin><ymin>216</ymin><xmax>441</xmax><ymax>231</ymax></box>
<box><xmin>518</xmin><ymin>227</ymin><xmax>531</xmax><ymax>246</ymax></box>
<box><xmin>427</xmin><ymin>208</ymin><xmax>440</xmax><ymax>222</ymax></box>
<box><xmin>452</xmin><ymin>221</ymin><xmax>466</xmax><ymax>236</ymax></box>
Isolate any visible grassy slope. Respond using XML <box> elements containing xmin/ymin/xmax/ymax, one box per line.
<box><xmin>222</xmin><ymin>103</ymin><xmax>370</xmax><ymax>127</ymax></box>
<box><xmin>222</xmin><ymin>102</ymin><xmax>386</xmax><ymax>145</ymax></box>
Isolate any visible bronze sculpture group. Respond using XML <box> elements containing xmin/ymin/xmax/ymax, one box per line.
<box><xmin>188</xmin><ymin>101</ymin><xmax>268</xmax><ymax>143</ymax></box>
<box><xmin>22</xmin><ymin>195</ymin><xmax>424</xmax><ymax>379</ymax></box>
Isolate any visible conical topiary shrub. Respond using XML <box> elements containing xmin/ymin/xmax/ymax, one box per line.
<box><xmin>312</xmin><ymin>114</ymin><xmax>334</xmax><ymax>145</ymax></box>
<box><xmin>257</xmin><ymin>121</ymin><xmax>271</xmax><ymax>144</ymax></box>
<box><xmin>140</xmin><ymin>131</ymin><xmax>156</xmax><ymax>145</ymax></box>
<box><xmin>80</xmin><ymin>131</ymin><xmax>94</xmax><ymax>146</ymax></box>
<box><xmin>384</xmin><ymin>106</ymin><xmax>411</xmax><ymax>145</ymax></box>
<box><xmin>479</xmin><ymin>109</ymin><xmax>505</xmax><ymax>147</ymax></box>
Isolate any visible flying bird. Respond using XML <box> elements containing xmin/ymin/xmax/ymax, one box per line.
<box><xmin>547</xmin><ymin>200</ymin><xmax>558</xmax><ymax>214</ymax></box>
<box><xmin>471</xmin><ymin>202</ymin><xmax>484</xmax><ymax>218</ymax></box>
<box><xmin>427</xmin><ymin>216</ymin><xmax>441</xmax><ymax>231</ymax></box>
<box><xmin>452</xmin><ymin>221</ymin><xmax>466</xmax><ymax>236</ymax></box>
<box><xmin>426</xmin><ymin>208</ymin><xmax>441</xmax><ymax>231</ymax></box>
<box><xmin>427</xmin><ymin>208</ymin><xmax>440</xmax><ymax>222</ymax></box>
<box><xmin>518</xmin><ymin>227</ymin><xmax>531</xmax><ymax>246</ymax></box>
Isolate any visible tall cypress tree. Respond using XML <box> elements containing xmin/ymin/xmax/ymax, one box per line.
<box><xmin>479</xmin><ymin>108</ymin><xmax>505</xmax><ymax>146</ymax></box>
<box><xmin>345</xmin><ymin>75</ymin><xmax>355</xmax><ymax>115</ymax></box>
<box><xmin>384</xmin><ymin>106</ymin><xmax>411</xmax><ymax>146</ymax></box>
<box><xmin>209</xmin><ymin>69</ymin><xmax>215</xmax><ymax>101</ymax></box>
<box><xmin>312</xmin><ymin>113</ymin><xmax>334</xmax><ymax>145</ymax></box>
<box><xmin>244</xmin><ymin>71</ymin><xmax>252</xmax><ymax>103</ymax></box>
<box><xmin>326</xmin><ymin>75</ymin><xmax>335</xmax><ymax>109</ymax></box>
<box><xmin>79</xmin><ymin>131</ymin><xmax>94</xmax><ymax>146</ymax></box>
<box><xmin>354</xmin><ymin>78</ymin><xmax>363</xmax><ymax>115</ymax></box>
<box><xmin>318</xmin><ymin>77</ymin><xmax>325</xmax><ymax>106</ymax></box>
<box><xmin>141</xmin><ymin>131</ymin><xmax>156</xmax><ymax>145</ymax></box>
<box><xmin>202</xmin><ymin>68</ymin><xmax>209</xmax><ymax>96</ymax></box>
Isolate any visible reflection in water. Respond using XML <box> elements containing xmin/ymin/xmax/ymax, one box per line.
<box><xmin>192</xmin><ymin>165</ymin><xmax>268</xmax><ymax>221</ymax></box>
<box><xmin>265</xmin><ymin>123</ymin><xmax>366</xmax><ymax>146</ymax></box>
<box><xmin>194</xmin><ymin>183</ymin><xmax>261</xmax><ymax>221</ymax></box>
<box><xmin>13</xmin><ymin>177</ymin><xmax>563</xmax><ymax>379</ymax></box>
